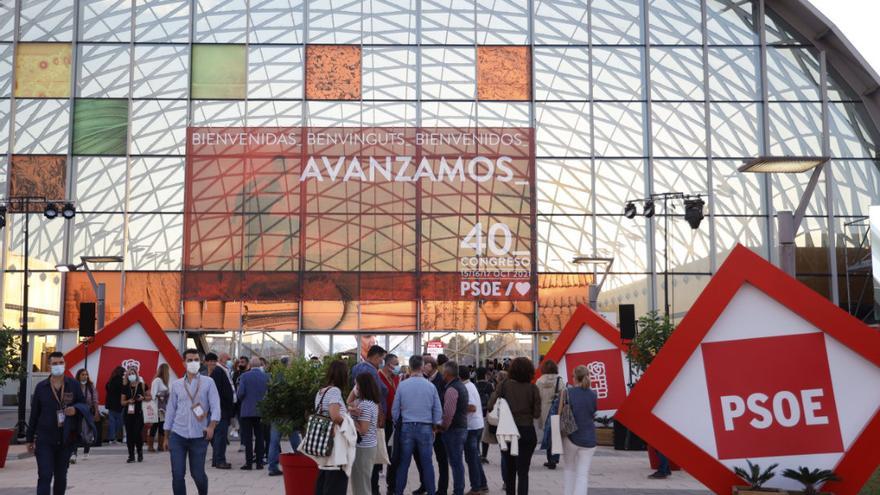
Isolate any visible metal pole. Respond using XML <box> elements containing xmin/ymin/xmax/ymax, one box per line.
<box><xmin>778</xmin><ymin>211</ymin><xmax>796</xmax><ymax>277</ymax></box>
<box><xmin>664</xmin><ymin>196</ymin><xmax>670</xmax><ymax>319</ymax></box>
<box><xmin>15</xmin><ymin>199</ymin><xmax>30</xmax><ymax>440</ymax></box>
<box><xmin>96</xmin><ymin>282</ymin><xmax>106</xmax><ymax>330</ymax></box>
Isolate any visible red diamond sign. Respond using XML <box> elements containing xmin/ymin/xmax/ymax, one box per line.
<box><xmin>615</xmin><ymin>245</ymin><xmax>880</xmax><ymax>494</ymax></box>
<box><xmin>537</xmin><ymin>305</ymin><xmax>630</xmax><ymax>416</ymax></box>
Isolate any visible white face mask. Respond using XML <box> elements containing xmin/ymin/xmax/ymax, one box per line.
<box><xmin>50</xmin><ymin>364</ymin><xmax>65</xmax><ymax>376</ymax></box>
<box><xmin>128</xmin><ymin>374</ymin><xmax>137</xmax><ymax>382</ymax></box>
<box><xmin>186</xmin><ymin>361</ymin><xmax>201</xmax><ymax>374</ymax></box>
<box><xmin>80</xmin><ymin>379</ymin><xmax>88</xmax><ymax>385</ymax></box>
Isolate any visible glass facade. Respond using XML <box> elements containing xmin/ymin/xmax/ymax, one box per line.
<box><xmin>1</xmin><ymin>0</ymin><xmax>878</xmax><ymax>365</ymax></box>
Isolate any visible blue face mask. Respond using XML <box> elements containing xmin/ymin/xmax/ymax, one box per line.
<box><xmin>392</xmin><ymin>365</ymin><xmax>401</xmax><ymax>375</ymax></box>
<box><xmin>226</xmin><ymin>360</ymin><xmax>233</xmax><ymax>370</ymax></box>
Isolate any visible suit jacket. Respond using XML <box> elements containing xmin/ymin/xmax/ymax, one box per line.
<box><xmin>236</xmin><ymin>368</ymin><xmax>269</xmax><ymax>418</ymax></box>
<box><xmin>209</xmin><ymin>366</ymin><xmax>235</xmax><ymax>419</ymax></box>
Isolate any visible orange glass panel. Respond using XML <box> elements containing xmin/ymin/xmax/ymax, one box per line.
<box><xmin>480</xmin><ymin>300</ymin><xmax>533</xmax><ymax>331</ymax></box>
<box><xmin>305</xmin><ymin>45</ymin><xmax>362</xmax><ymax>100</ymax></box>
<box><xmin>536</xmin><ymin>273</ymin><xmax>593</xmax><ymax>332</ymax></box>
<box><xmin>477</xmin><ymin>46</ymin><xmax>531</xmax><ymax>101</ymax></box>
<box><xmin>10</xmin><ymin>156</ymin><xmax>66</xmax><ymax>212</ymax></box>
<box><xmin>14</xmin><ymin>43</ymin><xmax>72</xmax><ymax>98</ymax></box>
<box><xmin>242</xmin><ymin>300</ymin><xmax>299</xmax><ymax>330</ymax></box>
<box><xmin>64</xmin><ymin>272</ymin><xmax>182</xmax><ymax>330</ymax></box>
<box><xmin>182</xmin><ymin>300</ymin><xmax>242</xmax><ymax>330</ymax></box>
<box><xmin>123</xmin><ymin>272</ymin><xmax>181</xmax><ymax>329</ymax></box>
<box><xmin>64</xmin><ymin>272</ymin><xmax>123</xmax><ymax>329</ymax></box>
<box><xmin>420</xmin><ymin>300</ymin><xmax>477</xmax><ymax>331</ymax></box>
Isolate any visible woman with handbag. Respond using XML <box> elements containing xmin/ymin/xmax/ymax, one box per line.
<box><xmin>121</xmin><ymin>363</ymin><xmax>151</xmax><ymax>463</ymax></box>
<box><xmin>560</xmin><ymin>365</ymin><xmax>598</xmax><ymax>495</ymax></box>
<box><xmin>349</xmin><ymin>372</ymin><xmax>380</xmax><ymax>495</ymax></box>
<box><xmin>487</xmin><ymin>358</ymin><xmax>540</xmax><ymax>495</ymax></box>
<box><xmin>71</xmin><ymin>369</ymin><xmax>99</xmax><ymax>463</ymax></box>
<box><xmin>147</xmin><ymin>363</ymin><xmax>170</xmax><ymax>452</ymax></box>
<box><xmin>535</xmin><ymin>359</ymin><xmax>564</xmax><ymax>469</ymax></box>
<box><xmin>312</xmin><ymin>360</ymin><xmax>349</xmax><ymax>495</ymax></box>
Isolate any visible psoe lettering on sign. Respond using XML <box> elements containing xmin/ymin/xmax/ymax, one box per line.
<box><xmin>719</xmin><ymin>388</ymin><xmax>830</xmax><ymax>431</ymax></box>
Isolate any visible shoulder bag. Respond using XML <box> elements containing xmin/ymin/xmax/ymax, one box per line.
<box><xmin>558</xmin><ymin>387</ymin><xmax>579</xmax><ymax>437</ymax></box>
<box><xmin>301</xmin><ymin>387</ymin><xmax>335</xmax><ymax>457</ymax></box>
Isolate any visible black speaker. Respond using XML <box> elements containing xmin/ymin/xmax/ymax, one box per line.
<box><xmin>619</xmin><ymin>304</ymin><xmax>636</xmax><ymax>340</ymax></box>
<box><xmin>79</xmin><ymin>302</ymin><xmax>96</xmax><ymax>338</ymax></box>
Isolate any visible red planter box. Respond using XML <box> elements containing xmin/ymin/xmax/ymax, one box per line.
<box><xmin>280</xmin><ymin>453</ymin><xmax>319</xmax><ymax>495</ymax></box>
<box><xmin>648</xmin><ymin>445</ymin><xmax>681</xmax><ymax>471</ymax></box>
<box><xmin>0</xmin><ymin>428</ymin><xmax>14</xmax><ymax>468</ymax></box>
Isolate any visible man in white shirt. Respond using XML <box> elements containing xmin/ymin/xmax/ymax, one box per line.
<box><xmin>460</xmin><ymin>366</ymin><xmax>487</xmax><ymax>495</ymax></box>
<box><xmin>164</xmin><ymin>349</ymin><xmax>221</xmax><ymax>495</ymax></box>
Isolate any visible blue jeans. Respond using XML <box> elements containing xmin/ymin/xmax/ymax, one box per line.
<box><xmin>36</xmin><ymin>441</ymin><xmax>71</xmax><ymax>495</ymax></box>
<box><xmin>268</xmin><ymin>425</ymin><xmax>301</xmax><ymax>472</ymax></box>
<box><xmin>169</xmin><ymin>432</ymin><xmax>209</xmax><ymax>495</ymax></box>
<box><xmin>395</xmin><ymin>423</ymin><xmax>435</xmax><ymax>495</ymax></box>
<box><xmin>107</xmin><ymin>410</ymin><xmax>123</xmax><ymax>441</ymax></box>
<box><xmin>465</xmin><ymin>429</ymin><xmax>487</xmax><ymax>491</ymax></box>
<box><xmin>211</xmin><ymin>417</ymin><xmax>229</xmax><ymax>465</ymax></box>
<box><xmin>657</xmin><ymin>451</ymin><xmax>672</xmax><ymax>475</ymax></box>
<box><xmin>442</xmin><ymin>428</ymin><xmax>467</xmax><ymax>495</ymax></box>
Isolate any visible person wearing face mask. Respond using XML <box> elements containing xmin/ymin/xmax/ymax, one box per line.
<box><xmin>376</xmin><ymin>353</ymin><xmax>400</xmax><ymax>494</ymax></box>
<box><xmin>236</xmin><ymin>355</ymin><xmax>269</xmax><ymax>470</ymax></box>
<box><xmin>27</xmin><ymin>351</ymin><xmax>85</xmax><ymax>495</ymax></box>
<box><xmin>121</xmin><ymin>363</ymin><xmax>151</xmax><ymax>463</ymax></box>
<box><xmin>70</xmin><ymin>369</ymin><xmax>99</xmax><ymax>463</ymax></box>
<box><xmin>164</xmin><ymin>349</ymin><xmax>221</xmax><ymax>495</ymax></box>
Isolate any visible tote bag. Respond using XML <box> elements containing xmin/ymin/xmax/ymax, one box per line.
<box><xmin>374</xmin><ymin>428</ymin><xmax>391</xmax><ymax>465</ymax></box>
<box><xmin>143</xmin><ymin>400</ymin><xmax>159</xmax><ymax>424</ymax></box>
<box><xmin>301</xmin><ymin>388</ymin><xmax>335</xmax><ymax>457</ymax></box>
<box><xmin>558</xmin><ymin>388</ymin><xmax>578</xmax><ymax>437</ymax></box>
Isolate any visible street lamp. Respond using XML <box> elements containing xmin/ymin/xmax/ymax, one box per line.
<box><xmin>739</xmin><ymin>155</ymin><xmax>829</xmax><ymax>277</ymax></box>
<box><xmin>55</xmin><ymin>255</ymin><xmax>124</xmax><ymax>331</ymax></box>
<box><xmin>0</xmin><ymin>197</ymin><xmax>76</xmax><ymax>442</ymax></box>
<box><xmin>55</xmin><ymin>255</ymin><xmax>123</xmax><ymax>376</ymax></box>
<box><xmin>571</xmin><ymin>256</ymin><xmax>614</xmax><ymax>310</ymax></box>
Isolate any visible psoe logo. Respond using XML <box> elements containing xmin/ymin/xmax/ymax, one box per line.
<box><xmin>702</xmin><ymin>333</ymin><xmax>844</xmax><ymax>460</ymax></box>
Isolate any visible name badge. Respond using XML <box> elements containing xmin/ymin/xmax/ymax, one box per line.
<box><xmin>56</xmin><ymin>410</ymin><xmax>65</xmax><ymax>427</ymax></box>
<box><xmin>191</xmin><ymin>403</ymin><xmax>205</xmax><ymax>421</ymax></box>
<box><xmin>128</xmin><ymin>403</ymin><xmax>135</xmax><ymax>415</ymax></box>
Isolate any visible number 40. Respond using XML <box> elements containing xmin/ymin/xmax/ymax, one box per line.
<box><xmin>461</xmin><ymin>222</ymin><xmax>513</xmax><ymax>255</ymax></box>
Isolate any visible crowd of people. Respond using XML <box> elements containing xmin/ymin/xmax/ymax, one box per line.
<box><xmin>26</xmin><ymin>348</ymin><xmax>609</xmax><ymax>495</ymax></box>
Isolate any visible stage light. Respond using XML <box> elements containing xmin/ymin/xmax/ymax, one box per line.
<box><xmin>643</xmin><ymin>200</ymin><xmax>655</xmax><ymax>218</ymax></box>
<box><xmin>61</xmin><ymin>202</ymin><xmax>76</xmax><ymax>219</ymax></box>
<box><xmin>684</xmin><ymin>197</ymin><xmax>705</xmax><ymax>229</ymax></box>
<box><xmin>624</xmin><ymin>202</ymin><xmax>637</xmax><ymax>219</ymax></box>
<box><xmin>44</xmin><ymin>203</ymin><xmax>58</xmax><ymax>219</ymax></box>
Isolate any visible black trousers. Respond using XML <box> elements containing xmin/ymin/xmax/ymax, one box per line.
<box><xmin>36</xmin><ymin>441</ymin><xmax>71</xmax><ymax>495</ymax></box>
<box><xmin>240</xmin><ymin>416</ymin><xmax>264</xmax><ymax>466</ymax></box>
<box><xmin>316</xmin><ymin>469</ymin><xmax>348</xmax><ymax>495</ymax></box>
<box><xmin>124</xmin><ymin>413</ymin><xmax>144</xmax><ymax>459</ymax></box>
<box><xmin>501</xmin><ymin>425</ymin><xmax>537</xmax><ymax>495</ymax></box>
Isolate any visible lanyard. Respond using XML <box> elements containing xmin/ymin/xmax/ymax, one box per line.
<box><xmin>183</xmin><ymin>375</ymin><xmax>201</xmax><ymax>403</ymax></box>
<box><xmin>50</xmin><ymin>380</ymin><xmax>65</xmax><ymax>408</ymax></box>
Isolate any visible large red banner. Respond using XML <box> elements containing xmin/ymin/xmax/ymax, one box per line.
<box><xmin>184</xmin><ymin>127</ymin><xmax>536</xmax><ymax>329</ymax></box>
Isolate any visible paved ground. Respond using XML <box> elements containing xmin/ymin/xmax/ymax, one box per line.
<box><xmin>1</xmin><ymin>436</ymin><xmax>710</xmax><ymax>495</ymax></box>
<box><xmin>1</xmin><ymin>409</ymin><xmax>710</xmax><ymax>494</ymax></box>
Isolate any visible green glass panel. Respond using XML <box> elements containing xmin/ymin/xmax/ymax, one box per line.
<box><xmin>73</xmin><ymin>99</ymin><xmax>129</xmax><ymax>156</ymax></box>
<box><xmin>191</xmin><ymin>44</ymin><xmax>247</xmax><ymax>99</ymax></box>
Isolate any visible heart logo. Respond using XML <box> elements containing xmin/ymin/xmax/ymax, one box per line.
<box><xmin>514</xmin><ymin>282</ymin><xmax>531</xmax><ymax>296</ymax></box>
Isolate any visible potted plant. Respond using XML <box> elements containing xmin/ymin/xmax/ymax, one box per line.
<box><xmin>259</xmin><ymin>356</ymin><xmax>333</xmax><ymax>495</ymax></box>
<box><xmin>733</xmin><ymin>460</ymin><xmax>784</xmax><ymax>494</ymax></box>
<box><xmin>594</xmin><ymin>415</ymin><xmax>614</xmax><ymax>447</ymax></box>
<box><xmin>0</xmin><ymin>326</ymin><xmax>22</xmax><ymax>468</ymax></box>
<box><xmin>781</xmin><ymin>467</ymin><xmax>840</xmax><ymax>495</ymax></box>
<box><xmin>626</xmin><ymin>311</ymin><xmax>677</xmax><ymax>462</ymax></box>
